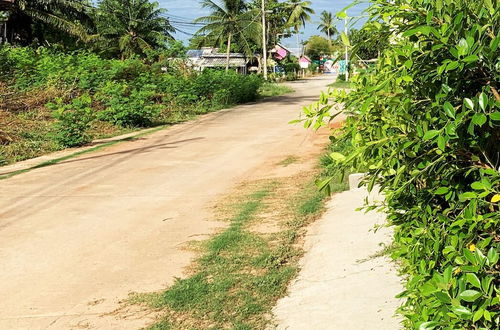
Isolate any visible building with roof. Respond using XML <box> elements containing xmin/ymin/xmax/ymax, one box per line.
<box><xmin>187</xmin><ymin>47</ymin><xmax>249</xmax><ymax>74</ymax></box>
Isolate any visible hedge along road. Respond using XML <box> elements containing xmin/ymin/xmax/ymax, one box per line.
<box><xmin>0</xmin><ymin>75</ymin><xmax>338</xmax><ymax>329</ymax></box>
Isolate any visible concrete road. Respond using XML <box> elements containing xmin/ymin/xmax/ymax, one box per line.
<box><xmin>273</xmin><ymin>188</ymin><xmax>402</xmax><ymax>329</ymax></box>
<box><xmin>0</xmin><ymin>75</ymin><xmax>334</xmax><ymax>329</ymax></box>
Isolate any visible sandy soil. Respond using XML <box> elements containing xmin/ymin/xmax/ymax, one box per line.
<box><xmin>0</xmin><ymin>75</ymin><xmax>335</xmax><ymax>329</ymax></box>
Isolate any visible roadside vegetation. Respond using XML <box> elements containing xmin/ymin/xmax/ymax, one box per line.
<box><xmin>258</xmin><ymin>82</ymin><xmax>294</xmax><ymax>98</ymax></box>
<box><xmin>305</xmin><ymin>0</ymin><xmax>499</xmax><ymax>328</ymax></box>
<box><xmin>130</xmin><ymin>146</ymin><xmax>352</xmax><ymax>328</ymax></box>
<box><xmin>0</xmin><ymin>46</ymin><xmax>296</xmax><ymax>166</ymax></box>
<box><xmin>0</xmin><ymin>0</ymin><xmax>319</xmax><ymax>167</ymax></box>
<box><xmin>132</xmin><ymin>178</ymin><xmax>324</xmax><ymax>329</ymax></box>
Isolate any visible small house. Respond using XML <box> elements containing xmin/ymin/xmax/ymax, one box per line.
<box><xmin>271</xmin><ymin>43</ymin><xmax>294</xmax><ymax>60</ymax></box>
<box><xmin>187</xmin><ymin>48</ymin><xmax>249</xmax><ymax>74</ymax></box>
<box><xmin>299</xmin><ymin>55</ymin><xmax>312</xmax><ymax>69</ymax></box>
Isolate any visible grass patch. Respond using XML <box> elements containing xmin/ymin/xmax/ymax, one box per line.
<box><xmin>327</xmin><ymin>81</ymin><xmax>352</xmax><ymax>89</ymax></box>
<box><xmin>258</xmin><ymin>82</ymin><xmax>294</xmax><ymax>98</ymax></box>
<box><xmin>133</xmin><ymin>173</ymin><xmax>329</xmax><ymax>329</ymax></box>
<box><xmin>276</xmin><ymin>155</ymin><xmax>298</xmax><ymax>167</ymax></box>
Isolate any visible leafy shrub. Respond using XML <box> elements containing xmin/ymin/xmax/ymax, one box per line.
<box><xmin>95</xmin><ymin>82</ymin><xmax>162</xmax><ymax>127</ymax></box>
<box><xmin>284</xmin><ymin>62</ymin><xmax>300</xmax><ymax>74</ymax></box>
<box><xmin>303</xmin><ymin>0</ymin><xmax>499</xmax><ymax>328</ymax></box>
<box><xmin>0</xmin><ymin>45</ymin><xmax>264</xmax><ymax>154</ymax></box>
<box><xmin>49</xmin><ymin>94</ymin><xmax>95</xmax><ymax>147</ymax></box>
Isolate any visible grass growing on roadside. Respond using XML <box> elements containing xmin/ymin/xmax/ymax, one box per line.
<box><xmin>132</xmin><ymin>173</ymin><xmax>329</xmax><ymax>329</ymax></box>
<box><xmin>327</xmin><ymin>81</ymin><xmax>352</xmax><ymax>89</ymax></box>
<box><xmin>276</xmin><ymin>155</ymin><xmax>298</xmax><ymax>167</ymax></box>
<box><xmin>0</xmin><ymin>125</ymin><xmax>165</xmax><ymax>180</ymax></box>
<box><xmin>258</xmin><ymin>82</ymin><xmax>294</xmax><ymax>98</ymax></box>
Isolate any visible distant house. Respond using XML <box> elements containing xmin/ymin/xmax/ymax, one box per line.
<box><xmin>187</xmin><ymin>47</ymin><xmax>249</xmax><ymax>74</ymax></box>
<box><xmin>271</xmin><ymin>43</ymin><xmax>295</xmax><ymax>60</ymax></box>
<box><xmin>299</xmin><ymin>55</ymin><xmax>312</xmax><ymax>69</ymax></box>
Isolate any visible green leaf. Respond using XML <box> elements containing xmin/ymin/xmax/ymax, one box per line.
<box><xmin>472</xmin><ymin>309</ymin><xmax>484</xmax><ymax>322</ymax></box>
<box><xmin>330</xmin><ymin>152</ymin><xmax>346</xmax><ymax>162</ymax></box>
<box><xmin>464</xmin><ymin>98</ymin><xmax>474</xmax><ymax>110</ymax></box>
<box><xmin>340</xmin><ymin>32</ymin><xmax>350</xmax><ymax>47</ymax></box>
<box><xmin>463</xmin><ymin>54</ymin><xmax>479</xmax><ymax>63</ymax></box>
<box><xmin>491</xmin><ymin>36</ymin><xmax>500</xmax><ymax>51</ymax></box>
<box><xmin>446</xmin><ymin>61</ymin><xmax>460</xmax><ymax>70</ymax></box>
<box><xmin>486</xmin><ymin>247</ymin><xmax>499</xmax><ymax>265</ymax></box>
<box><xmin>472</xmin><ymin>113</ymin><xmax>487</xmax><ymax>126</ymax></box>
<box><xmin>316</xmin><ymin>177</ymin><xmax>332</xmax><ymax>191</ymax></box>
<box><xmin>419</xmin><ymin>321</ymin><xmax>439</xmax><ymax>330</ymax></box>
<box><xmin>434</xmin><ymin>291</ymin><xmax>451</xmax><ymax>303</ymax></box>
<box><xmin>451</xmin><ymin>305</ymin><xmax>472</xmax><ymax>318</ymax></box>
<box><xmin>471</xmin><ymin>181</ymin><xmax>486</xmax><ymax>190</ymax></box>
<box><xmin>423</xmin><ymin>130</ymin><xmax>439</xmax><ymax>140</ymax></box>
<box><xmin>443</xmin><ymin>102</ymin><xmax>455</xmax><ymax>118</ymax></box>
<box><xmin>435</xmin><ymin>187</ymin><xmax>449</xmax><ymax>195</ymax></box>
<box><xmin>459</xmin><ymin>290</ymin><xmax>481</xmax><ymax>302</ymax></box>
<box><xmin>466</xmin><ymin>273</ymin><xmax>481</xmax><ymax>289</ymax></box>
<box><xmin>459</xmin><ymin>192</ymin><xmax>477</xmax><ymax>200</ymax></box>
<box><xmin>478</xmin><ymin>92</ymin><xmax>488</xmax><ymax>110</ymax></box>
<box><xmin>336</xmin><ymin>11</ymin><xmax>347</xmax><ymax>19</ymax></box>
<box><xmin>490</xmin><ymin>111</ymin><xmax>500</xmax><ymax>120</ymax></box>
<box><xmin>437</xmin><ymin>135</ymin><xmax>446</xmax><ymax>151</ymax></box>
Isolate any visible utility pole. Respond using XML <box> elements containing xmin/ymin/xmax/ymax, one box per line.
<box><xmin>344</xmin><ymin>16</ymin><xmax>349</xmax><ymax>82</ymax></box>
<box><xmin>261</xmin><ymin>0</ymin><xmax>267</xmax><ymax>80</ymax></box>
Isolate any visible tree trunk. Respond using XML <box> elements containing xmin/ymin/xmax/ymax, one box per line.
<box><xmin>226</xmin><ymin>33</ymin><xmax>232</xmax><ymax>72</ymax></box>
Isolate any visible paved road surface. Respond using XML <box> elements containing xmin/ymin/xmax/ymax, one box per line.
<box><xmin>273</xmin><ymin>188</ymin><xmax>402</xmax><ymax>329</ymax></box>
<box><xmin>0</xmin><ymin>75</ymin><xmax>334</xmax><ymax>329</ymax></box>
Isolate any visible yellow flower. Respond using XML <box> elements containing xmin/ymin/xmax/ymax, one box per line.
<box><xmin>468</xmin><ymin>243</ymin><xmax>476</xmax><ymax>252</ymax></box>
<box><xmin>453</xmin><ymin>267</ymin><xmax>461</xmax><ymax>275</ymax></box>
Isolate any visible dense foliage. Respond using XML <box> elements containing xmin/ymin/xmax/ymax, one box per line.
<box><xmin>3</xmin><ymin>0</ymin><xmax>92</xmax><ymax>45</ymax></box>
<box><xmin>305</xmin><ymin>35</ymin><xmax>335</xmax><ymax>60</ymax></box>
<box><xmin>0</xmin><ymin>46</ymin><xmax>262</xmax><ymax>150</ymax></box>
<box><xmin>349</xmin><ymin>27</ymin><xmax>389</xmax><ymax>60</ymax></box>
<box><xmin>304</xmin><ymin>0</ymin><xmax>499</xmax><ymax>328</ymax></box>
<box><xmin>94</xmin><ymin>0</ymin><xmax>175</xmax><ymax>59</ymax></box>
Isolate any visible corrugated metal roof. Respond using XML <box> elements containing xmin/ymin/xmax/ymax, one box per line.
<box><xmin>198</xmin><ymin>56</ymin><xmax>247</xmax><ymax>67</ymax></box>
<box><xmin>186</xmin><ymin>50</ymin><xmax>204</xmax><ymax>58</ymax></box>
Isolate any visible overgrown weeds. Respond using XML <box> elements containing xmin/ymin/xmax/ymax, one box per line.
<box><xmin>258</xmin><ymin>82</ymin><xmax>294</xmax><ymax>98</ymax></box>
<box><xmin>0</xmin><ymin>46</ymin><xmax>282</xmax><ymax>165</ymax></box>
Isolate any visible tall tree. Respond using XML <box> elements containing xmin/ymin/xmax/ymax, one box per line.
<box><xmin>285</xmin><ymin>0</ymin><xmax>314</xmax><ymax>33</ymax></box>
<box><xmin>2</xmin><ymin>0</ymin><xmax>91</xmax><ymax>44</ymax></box>
<box><xmin>194</xmin><ymin>0</ymin><xmax>260</xmax><ymax>71</ymax></box>
<box><xmin>96</xmin><ymin>0</ymin><xmax>174</xmax><ymax>59</ymax></box>
<box><xmin>317</xmin><ymin>10</ymin><xmax>337</xmax><ymax>42</ymax></box>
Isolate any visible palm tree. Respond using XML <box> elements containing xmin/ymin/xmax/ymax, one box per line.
<box><xmin>194</xmin><ymin>0</ymin><xmax>260</xmax><ymax>71</ymax></box>
<box><xmin>2</xmin><ymin>0</ymin><xmax>91</xmax><ymax>44</ymax></box>
<box><xmin>96</xmin><ymin>0</ymin><xmax>174</xmax><ymax>59</ymax></box>
<box><xmin>317</xmin><ymin>11</ymin><xmax>337</xmax><ymax>43</ymax></box>
<box><xmin>286</xmin><ymin>0</ymin><xmax>314</xmax><ymax>33</ymax></box>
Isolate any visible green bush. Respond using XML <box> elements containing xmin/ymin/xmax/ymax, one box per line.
<box><xmin>48</xmin><ymin>94</ymin><xmax>95</xmax><ymax>147</ymax></box>
<box><xmin>303</xmin><ymin>0</ymin><xmax>499</xmax><ymax>328</ymax></box>
<box><xmin>1</xmin><ymin>46</ymin><xmax>263</xmax><ymax>148</ymax></box>
<box><xmin>95</xmin><ymin>82</ymin><xmax>162</xmax><ymax>127</ymax></box>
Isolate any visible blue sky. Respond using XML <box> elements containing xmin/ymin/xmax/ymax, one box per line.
<box><xmin>158</xmin><ymin>0</ymin><xmax>370</xmax><ymax>49</ymax></box>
